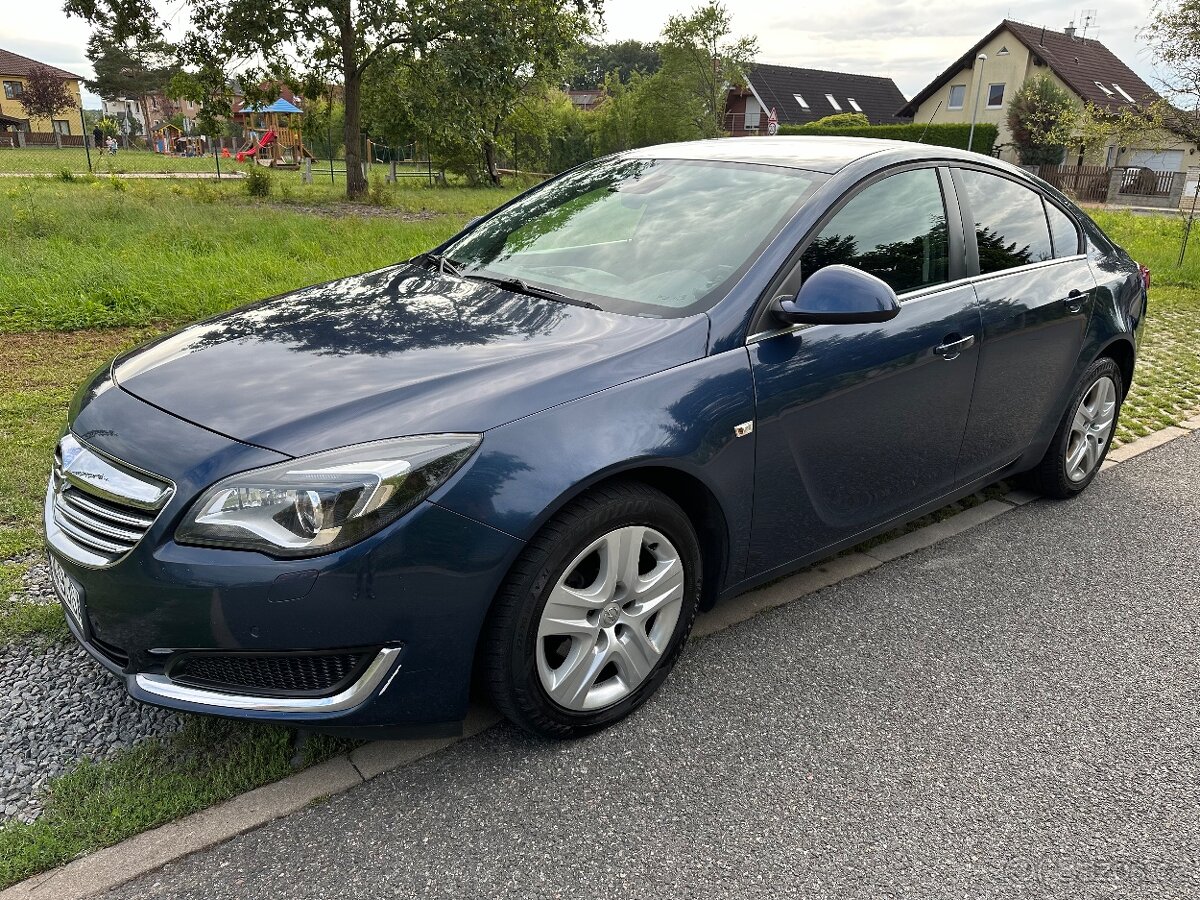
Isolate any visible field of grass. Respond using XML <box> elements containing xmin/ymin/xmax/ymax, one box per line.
<box><xmin>0</xmin><ymin>147</ymin><xmax>221</xmax><ymax>176</ymax></box>
<box><xmin>0</xmin><ymin>176</ymin><xmax>517</xmax><ymax>332</ymax></box>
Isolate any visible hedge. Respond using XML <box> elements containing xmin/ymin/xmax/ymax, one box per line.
<box><xmin>775</xmin><ymin>121</ymin><xmax>1000</xmax><ymax>153</ymax></box>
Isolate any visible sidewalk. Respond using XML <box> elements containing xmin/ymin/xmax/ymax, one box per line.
<box><xmin>91</xmin><ymin>429</ymin><xmax>1200</xmax><ymax>900</ymax></box>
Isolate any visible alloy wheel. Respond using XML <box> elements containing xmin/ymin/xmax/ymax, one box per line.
<box><xmin>536</xmin><ymin>525</ymin><xmax>685</xmax><ymax>712</ymax></box>
<box><xmin>1065</xmin><ymin>375</ymin><xmax>1117</xmax><ymax>482</ymax></box>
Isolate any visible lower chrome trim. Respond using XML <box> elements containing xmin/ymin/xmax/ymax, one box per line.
<box><xmin>133</xmin><ymin>646</ymin><xmax>402</xmax><ymax>714</ymax></box>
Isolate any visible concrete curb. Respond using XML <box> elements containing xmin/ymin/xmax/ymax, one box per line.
<box><xmin>4</xmin><ymin>420</ymin><xmax>1197</xmax><ymax>900</ymax></box>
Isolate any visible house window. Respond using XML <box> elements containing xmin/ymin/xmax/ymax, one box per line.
<box><xmin>986</xmin><ymin>83</ymin><xmax>1005</xmax><ymax>108</ymax></box>
<box><xmin>744</xmin><ymin>96</ymin><xmax>761</xmax><ymax>131</ymax></box>
<box><xmin>847</xmin><ymin>98</ymin><xmax>863</xmax><ymax>112</ymax></box>
<box><xmin>948</xmin><ymin>84</ymin><xmax>966</xmax><ymax>109</ymax></box>
<box><xmin>825</xmin><ymin>94</ymin><xmax>841</xmax><ymax>111</ymax></box>
<box><xmin>2</xmin><ymin>80</ymin><xmax>23</xmax><ymax>101</ymax></box>
<box><xmin>52</xmin><ymin>120</ymin><xmax>71</xmax><ymax>135</ymax></box>
<box><xmin>1112</xmin><ymin>83</ymin><xmax>1136</xmax><ymax>103</ymax></box>
<box><xmin>793</xmin><ymin>93</ymin><xmax>808</xmax><ymax>109</ymax></box>
<box><xmin>1094</xmin><ymin>81</ymin><xmax>1114</xmax><ymax>97</ymax></box>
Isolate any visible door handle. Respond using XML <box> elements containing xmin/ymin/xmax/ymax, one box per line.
<box><xmin>1062</xmin><ymin>289</ymin><xmax>1088</xmax><ymax>313</ymax></box>
<box><xmin>934</xmin><ymin>334</ymin><xmax>976</xmax><ymax>359</ymax></box>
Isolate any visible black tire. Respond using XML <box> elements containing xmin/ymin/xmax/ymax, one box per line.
<box><xmin>1025</xmin><ymin>357</ymin><xmax>1124</xmax><ymax>499</ymax></box>
<box><xmin>482</xmin><ymin>481</ymin><xmax>702</xmax><ymax>739</ymax></box>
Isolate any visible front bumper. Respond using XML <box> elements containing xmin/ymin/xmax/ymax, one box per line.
<box><xmin>49</xmin><ymin>386</ymin><xmax>523</xmax><ymax>730</ymax></box>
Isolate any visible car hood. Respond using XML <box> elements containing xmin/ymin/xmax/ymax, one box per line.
<box><xmin>112</xmin><ymin>265</ymin><xmax>710</xmax><ymax>457</ymax></box>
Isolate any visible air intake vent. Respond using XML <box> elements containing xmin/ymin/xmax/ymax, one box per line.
<box><xmin>167</xmin><ymin>650</ymin><xmax>375</xmax><ymax>697</ymax></box>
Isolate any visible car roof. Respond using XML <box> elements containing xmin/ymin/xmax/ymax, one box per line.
<box><xmin>623</xmin><ymin>136</ymin><xmax>1000</xmax><ymax>175</ymax></box>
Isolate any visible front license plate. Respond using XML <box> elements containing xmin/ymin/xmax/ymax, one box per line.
<box><xmin>48</xmin><ymin>554</ymin><xmax>85</xmax><ymax>632</ymax></box>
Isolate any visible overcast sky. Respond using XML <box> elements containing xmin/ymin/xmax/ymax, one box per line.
<box><xmin>0</xmin><ymin>0</ymin><xmax>1165</xmax><ymax>108</ymax></box>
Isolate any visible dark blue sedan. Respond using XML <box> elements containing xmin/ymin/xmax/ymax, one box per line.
<box><xmin>48</xmin><ymin>138</ymin><xmax>1148</xmax><ymax>738</ymax></box>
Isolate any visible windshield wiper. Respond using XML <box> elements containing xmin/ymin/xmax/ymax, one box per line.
<box><xmin>465</xmin><ymin>274</ymin><xmax>602</xmax><ymax>310</ymax></box>
<box><xmin>416</xmin><ymin>253</ymin><xmax>464</xmax><ymax>279</ymax></box>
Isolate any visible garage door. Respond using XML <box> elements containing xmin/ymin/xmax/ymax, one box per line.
<box><xmin>1129</xmin><ymin>149</ymin><xmax>1185</xmax><ymax>172</ymax></box>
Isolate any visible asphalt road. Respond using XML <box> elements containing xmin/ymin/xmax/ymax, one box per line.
<box><xmin>110</xmin><ymin>433</ymin><xmax>1200</xmax><ymax>900</ymax></box>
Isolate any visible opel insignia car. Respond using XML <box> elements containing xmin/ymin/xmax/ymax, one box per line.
<box><xmin>47</xmin><ymin>137</ymin><xmax>1148</xmax><ymax>738</ymax></box>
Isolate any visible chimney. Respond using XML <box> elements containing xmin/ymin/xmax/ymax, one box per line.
<box><xmin>1064</xmin><ymin>23</ymin><xmax>1076</xmax><ymax>38</ymax></box>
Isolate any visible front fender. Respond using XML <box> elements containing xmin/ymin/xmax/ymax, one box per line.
<box><xmin>433</xmin><ymin>349</ymin><xmax>757</xmax><ymax>591</ymax></box>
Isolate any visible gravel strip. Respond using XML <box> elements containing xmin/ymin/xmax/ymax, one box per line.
<box><xmin>5</xmin><ymin>557</ymin><xmax>55</xmax><ymax>608</ymax></box>
<box><xmin>0</xmin><ymin>639</ymin><xmax>182</xmax><ymax>824</ymax></box>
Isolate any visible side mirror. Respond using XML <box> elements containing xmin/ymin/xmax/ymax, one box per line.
<box><xmin>773</xmin><ymin>264</ymin><xmax>901</xmax><ymax>325</ymax></box>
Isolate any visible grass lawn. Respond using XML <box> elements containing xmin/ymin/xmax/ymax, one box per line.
<box><xmin>0</xmin><ymin>147</ymin><xmax>222</xmax><ymax>176</ymax></box>
<box><xmin>0</xmin><ymin>195</ymin><xmax>1195</xmax><ymax>891</ymax></box>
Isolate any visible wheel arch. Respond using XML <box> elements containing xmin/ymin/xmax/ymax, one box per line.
<box><xmin>1095</xmin><ymin>335</ymin><xmax>1136</xmax><ymax>396</ymax></box>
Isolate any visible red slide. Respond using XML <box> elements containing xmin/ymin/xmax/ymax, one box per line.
<box><xmin>236</xmin><ymin>129</ymin><xmax>277</xmax><ymax>163</ymax></box>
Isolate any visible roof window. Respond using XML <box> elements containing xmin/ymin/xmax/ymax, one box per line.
<box><xmin>1112</xmin><ymin>83</ymin><xmax>1136</xmax><ymax>103</ymax></box>
<box><xmin>793</xmin><ymin>93</ymin><xmax>808</xmax><ymax>109</ymax></box>
<box><xmin>848</xmin><ymin>98</ymin><xmax>863</xmax><ymax>112</ymax></box>
<box><xmin>1094</xmin><ymin>81</ymin><xmax>1115</xmax><ymax>96</ymax></box>
<box><xmin>825</xmin><ymin>94</ymin><xmax>842</xmax><ymax>111</ymax></box>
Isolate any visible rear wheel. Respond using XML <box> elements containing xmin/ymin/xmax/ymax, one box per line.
<box><xmin>1026</xmin><ymin>357</ymin><xmax>1123</xmax><ymax>499</ymax></box>
<box><xmin>482</xmin><ymin>482</ymin><xmax>701</xmax><ymax>738</ymax></box>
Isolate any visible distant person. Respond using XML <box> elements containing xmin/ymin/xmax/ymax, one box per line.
<box><xmin>92</xmin><ymin>126</ymin><xmax>103</xmax><ymax>149</ymax></box>
<box><xmin>106</xmin><ymin>136</ymin><xmax>118</xmax><ymax>156</ymax></box>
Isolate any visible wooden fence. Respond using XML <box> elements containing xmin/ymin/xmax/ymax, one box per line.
<box><xmin>1119</xmin><ymin>168</ymin><xmax>1176</xmax><ymax>197</ymax></box>
<box><xmin>1036</xmin><ymin>164</ymin><xmax>1110</xmax><ymax>203</ymax></box>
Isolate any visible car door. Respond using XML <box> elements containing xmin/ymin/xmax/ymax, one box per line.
<box><xmin>746</xmin><ymin>166</ymin><xmax>982</xmax><ymax>577</ymax></box>
<box><xmin>951</xmin><ymin>167</ymin><xmax>1097</xmax><ymax>480</ymax></box>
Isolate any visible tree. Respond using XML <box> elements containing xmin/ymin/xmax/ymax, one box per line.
<box><xmin>85</xmin><ymin>27</ymin><xmax>176</xmax><ymax>142</ymax></box>
<box><xmin>1006</xmin><ymin>74</ymin><xmax>1076</xmax><ymax>165</ymax></box>
<box><xmin>1076</xmin><ymin>98</ymin><xmax>1175</xmax><ymax>156</ymax></box>
<box><xmin>570</xmin><ymin>40</ymin><xmax>661</xmax><ymax>89</ymax></box>
<box><xmin>658</xmin><ymin>2</ymin><xmax>757</xmax><ymax>137</ymax></box>
<box><xmin>19</xmin><ymin>65</ymin><xmax>77</xmax><ymax>132</ymax></box>
<box><xmin>364</xmin><ymin>0</ymin><xmax>598</xmax><ymax>184</ymax></box>
<box><xmin>1145</xmin><ymin>1</ymin><xmax>1200</xmax><ymax>110</ymax></box>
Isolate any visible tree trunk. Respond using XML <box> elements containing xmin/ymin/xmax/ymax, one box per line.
<box><xmin>483</xmin><ymin>139</ymin><xmax>500</xmax><ymax>185</ymax></box>
<box><xmin>339</xmin><ymin>12</ymin><xmax>366</xmax><ymax>200</ymax></box>
<box><xmin>343</xmin><ymin>70</ymin><xmax>366</xmax><ymax>199</ymax></box>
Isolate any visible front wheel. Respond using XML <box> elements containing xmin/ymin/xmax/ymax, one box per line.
<box><xmin>1026</xmin><ymin>357</ymin><xmax>1124</xmax><ymax>499</ymax></box>
<box><xmin>481</xmin><ymin>481</ymin><xmax>701</xmax><ymax>738</ymax></box>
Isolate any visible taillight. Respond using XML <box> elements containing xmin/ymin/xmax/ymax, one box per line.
<box><xmin>1138</xmin><ymin>263</ymin><xmax>1151</xmax><ymax>292</ymax></box>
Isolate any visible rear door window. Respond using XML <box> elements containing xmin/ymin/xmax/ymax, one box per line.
<box><xmin>1045</xmin><ymin>201</ymin><xmax>1082</xmax><ymax>257</ymax></box>
<box><xmin>958</xmin><ymin>169</ymin><xmax>1054</xmax><ymax>274</ymax></box>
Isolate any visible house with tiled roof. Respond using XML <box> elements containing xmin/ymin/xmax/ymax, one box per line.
<box><xmin>725</xmin><ymin>63</ymin><xmax>909</xmax><ymax>136</ymax></box>
<box><xmin>0</xmin><ymin>47</ymin><xmax>85</xmax><ymax>143</ymax></box>
<box><xmin>898</xmin><ymin>20</ymin><xmax>1199</xmax><ymax>169</ymax></box>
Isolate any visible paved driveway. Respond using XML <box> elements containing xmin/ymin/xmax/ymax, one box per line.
<box><xmin>110</xmin><ymin>433</ymin><xmax>1200</xmax><ymax>899</ymax></box>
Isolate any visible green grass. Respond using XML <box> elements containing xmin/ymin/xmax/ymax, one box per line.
<box><xmin>1091</xmin><ymin>209</ymin><xmax>1200</xmax><ymax>288</ymax></box>
<box><xmin>0</xmin><ymin>718</ymin><xmax>353</xmax><ymax>888</ymax></box>
<box><xmin>0</xmin><ymin>147</ymin><xmax>222</xmax><ymax>176</ymax></box>
<box><xmin>0</xmin><ymin>177</ymin><xmax>519</xmax><ymax>332</ymax></box>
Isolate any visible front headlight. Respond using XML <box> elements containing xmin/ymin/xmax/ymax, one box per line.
<box><xmin>175</xmin><ymin>434</ymin><xmax>481</xmax><ymax>557</ymax></box>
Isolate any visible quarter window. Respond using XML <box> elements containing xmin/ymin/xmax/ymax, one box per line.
<box><xmin>958</xmin><ymin>169</ymin><xmax>1053</xmax><ymax>273</ymax></box>
<box><xmin>948</xmin><ymin>84</ymin><xmax>966</xmax><ymax>109</ymax></box>
<box><xmin>1045</xmin><ymin>201</ymin><xmax>1081</xmax><ymax>257</ymax></box>
<box><xmin>801</xmin><ymin>168</ymin><xmax>949</xmax><ymax>295</ymax></box>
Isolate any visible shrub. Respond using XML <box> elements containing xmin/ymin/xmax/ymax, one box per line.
<box><xmin>57</xmin><ymin>169</ymin><xmax>75</xmax><ymax>182</ymax></box>
<box><xmin>777</xmin><ymin>121</ymin><xmax>1000</xmax><ymax>153</ymax></box>
<box><xmin>244</xmin><ymin>165</ymin><xmax>271</xmax><ymax>198</ymax></box>
<box><xmin>803</xmin><ymin>112</ymin><xmax>870</xmax><ymax>128</ymax></box>
<box><xmin>367</xmin><ymin>173</ymin><xmax>389</xmax><ymax>206</ymax></box>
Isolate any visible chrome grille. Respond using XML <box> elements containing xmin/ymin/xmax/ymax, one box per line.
<box><xmin>48</xmin><ymin>434</ymin><xmax>172</xmax><ymax>567</ymax></box>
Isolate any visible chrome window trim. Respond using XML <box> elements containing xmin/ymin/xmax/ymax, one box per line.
<box><xmin>745</xmin><ymin>254</ymin><xmax>1088</xmax><ymax>345</ymax></box>
<box><xmin>134</xmin><ymin>646</ymin><xmax>403</xmax><ymax>714</ymax></box>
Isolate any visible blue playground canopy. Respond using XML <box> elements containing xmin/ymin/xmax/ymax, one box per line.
<box><xmin>244</xmin><ymin>97</ymin><xmax>303</xmax><ymax>114</ymax></box>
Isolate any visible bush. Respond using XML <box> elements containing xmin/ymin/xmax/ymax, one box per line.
<box><xmin>244</xmin><ymin>165</ymin><xmax>272</xmax><ymax>198</ymax></box>
<box><xmin>777</xmin><ymin>121</ymin><xmax>1000</xmax><ymax>153</ymax></box>
<box><xmin>804</xmin><ymin>112</ymin><xmax>870</xmax><ymax>128</ymax></box>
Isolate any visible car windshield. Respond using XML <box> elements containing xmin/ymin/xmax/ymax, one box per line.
<box><xmin>441</xmin><ymin>156</ymin><xmax>825</xmax><ymax>317</ymax></box>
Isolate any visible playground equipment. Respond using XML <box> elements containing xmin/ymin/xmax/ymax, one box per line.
<box><xmin>236</xmin><ymin>98</ymin><xmax>314</xmax><ymax>168</ymax></box>
<box><xmin>151</xmin><ymin>123</ymin><xmax>182</xmax><ymax>154</ymax></box>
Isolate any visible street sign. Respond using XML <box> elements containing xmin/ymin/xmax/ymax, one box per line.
<box><xmin>767</xmin><ymin>107</ymin><xmax>779</xmax><ymax>136</ymax></box>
